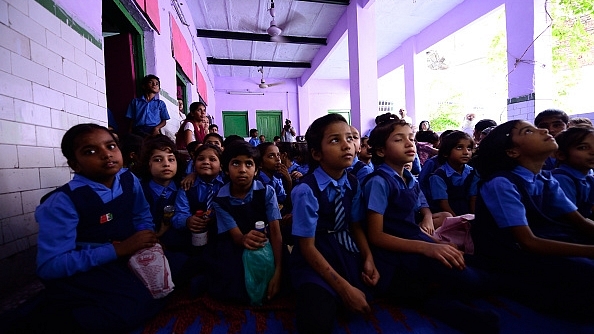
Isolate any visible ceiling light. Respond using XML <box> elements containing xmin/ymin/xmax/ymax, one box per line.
<box><xmin>228</xmin><ymin>91</ymin><xmax>265</xmax><ymax>95</ymax></box>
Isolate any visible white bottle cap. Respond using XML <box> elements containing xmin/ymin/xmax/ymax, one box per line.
<box><xmin>255</xmin><ymin>221</ymin><xmax>265</xmax><ymax>230</ymax></box>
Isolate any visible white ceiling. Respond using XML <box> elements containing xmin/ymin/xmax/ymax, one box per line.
<box><xmin>187</xmin><ymin>0</ymin><xmax>465</xmax><ymax>80</ymax></box>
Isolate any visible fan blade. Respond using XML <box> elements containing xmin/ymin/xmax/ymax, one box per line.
<box><xmin>259</xmin><ymin>83</ymin><xmax>269</xmax><ymax>89</ymax></box>
<box><xmin>266</xmin><ymin>82</ymin><xmax>284</xmax><ymax>88</ymax></box>
<box><xmin>278</xmin><ymin>11</ymin><xmax>306</xmax><ymax>32</ymax></box>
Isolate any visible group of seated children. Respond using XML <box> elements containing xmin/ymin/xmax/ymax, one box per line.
<box><xmin>24</xmin><ymin>107</ymin><xmax>594</xmax><ymax>334</ymax></box>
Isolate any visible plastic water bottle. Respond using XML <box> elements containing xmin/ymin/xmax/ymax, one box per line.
<box><xmin>191</xmin><ymin>210</ymin><xmax>208</xmax><ymax>246</ymax></box>
<box><xmin>255</xmin><ymin>221</ymin><xmax>267</xmax><ymax>244</ymax></box>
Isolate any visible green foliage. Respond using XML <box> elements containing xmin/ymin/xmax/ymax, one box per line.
<box><xmin>429</xmin><ymin>98</ymin><xmax>463</xmax><ymax>132</ymax></box>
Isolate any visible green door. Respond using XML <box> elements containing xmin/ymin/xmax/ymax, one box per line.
<box><xmin>328</xmin><ymin>109</ymin><xmax>351</xmax><ymax>124</ymax></box>
<box><xmin>256</xmin><ymin>110</ymin><xmax>282</xmax><ymax>141</ymax></box>
<box><xmin>222</xmin><ymin>111</ymin><xmax>248</xmax><ymax>137</ymax></box>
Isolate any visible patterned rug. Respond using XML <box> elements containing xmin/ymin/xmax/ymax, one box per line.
<box><xmin>133</xmin><ymin>290</ymin><xmax>594</xmax><ymax>334</ymax></box>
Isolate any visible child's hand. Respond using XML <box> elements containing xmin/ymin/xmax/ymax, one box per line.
<box><xmin>186</xmin><ymin>215</ymin><xmax>210</xmax><ymax>233</ymax></box>
<box><xmin>114</xmin><ymin>230</ymin><xmax>157</xmax><ymax>257</ymax></box>
<box><xmin>242</xmin><ymin>230</ymin><xmax>267</xmax><ymax>250</ymax></box>
<box><xmin>420</xmin><ymin>219</ymin><xmax>435</xmax><ymax>235</ymax></box>
<box><xmin>422</xmin><ymin>243</ymin><xmax>465</xmax><ymax>270</ymax></box>
<box><xmin>340</xmin><ymin>285</ymin><xmax>371</xmax><ymax>315</ymax></box>
<box><xmin>361</xmin><ymin>258</ymin><xmax>379</xmax><ymax>287</ymax></box>
<box><xmin>180</xmin><ymin>172</ymin><xmax>197</xmax><ymax>191</ymax></box>
<box><xmin>266</xmin><ymin>269</ymin><xmax>282</xmax><ymax>301</ymax></box>
<box><xmin>290</xmin><ymin>171</ymin><xmax>303</xmax><ymax>180</ymax></box>
<box><xmin>276</xmin><ymin>163</ymin><xmax>290</xmax><ymax>180</ymax></box>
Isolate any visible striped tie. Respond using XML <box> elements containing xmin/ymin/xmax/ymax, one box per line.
<box><xmin>333</xmin><ymin>184</ymin><xmax>359</xmax><ymax>253</ymax></box>
<box><xmin>206</xmin><ymin>184</ymin><xmax>214</xmax><ymax>210</ymax></box>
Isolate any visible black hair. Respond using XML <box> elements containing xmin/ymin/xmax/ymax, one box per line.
<box><xmin>474</xmin><ymin>119</ymin><xmax>497</xmax><ymax>133</ymax></box>
<box><xmin>276</xmin><ymin>142</ymin><xmax>294</xmax><ymax>157</ymax></box>
<box><xmin>375</xmin><ymin>113</ymin><xmax>399</xmax><ymax>125</ymax></box>
<box><xmin>61</xmin><ymin>123</ymin><xmax>118</xmax><ymax>163</ymax></box>
<box><xmin>186</xmin><ymin>141</ymin><xmax>200</xmax><ymax>158</ymax></box>
<box><xmin>223</xmin><ymin>134</ymin><xmax>245</xmax><ymax>148</ymax></box>
<box><xmin>273</xmin><ymin>136</ymin><xmax>281</xmax><ymax>142</ymax></box>
<box><xmin>118</xmin><ymin>133</ymin><xmax>144</xmax><ymax>168</ymax></box>
<box><xmin>189</xmin><ymin>102</ymin><xmax>205</xmax><ymax>113</ymax></box>
<box><xmin>534</xmin><ymin>109</ymin><xmax>569</xmax><ymax>126</ymax></box>
<box><xmin>473</xmin><ymin>120</ymin><xmax>521</xmax><ymax>180</ymax></box>
<box><xmin>137</xmin><ymin>135</ymin><xmax>184</xmax><ymax>183</ymax></box>
<box><xmin>141</xmin><ymin>74</ymin><xmax>160</xmax><ymax>87</ymax></box>
<box><xmin>437</xmin><ymin>130</ymin><xmax>475</xmax><ymax>164</ymax></box>
<box><xmin>221</xmin><ymin>140</ymin><xmax>260</xmax><ymax>173</ymax></box>
<box><xmin>249</xmin><ymin>128</ymin><xmax>258</xmax><ymax>137</ymax></box>
<box><xmin>415</xmin><ymin>130</ymin><xmax>439</xmax><ymax>144</ymax></box>
<box><xmin>568</xmin><ymin>117</ymin><xmax>593</xmax><ymax>127</ymax></box>
<box><xmin>194</xmin><ymin>143</ymin><xmax>223</xmax><ymax>163</ymax></box>
<box><xmin>418</xmin><ymin>120</ymin><xmax>431</xmax><ymax>131</ymax></box>
<box><xmin>203</xmin><ymin>133</ymin><xmax>223</xmax><ymax>146</ymax></box>
<box><xmin>305</xmin><ymin>113</ymin><xmax>348</xmax><ymax>171</ymax></box>
<box><xmin>208</xmin><ymin>123</ymin><xmax>218</xmax><ymax>130</ymax></box>
<box><xmin>437</xmin><ymin>130</ymin><xmax>455</xmax><ymax>148</ymax></box>
<box><xmin>555</xmin><ymin>126</ymin><xmax>594</xmax><ymax>166</ymax></box>
<box><xmin>368</xmin><ymin>118</ymin><xmax>410</xmax><ymax>166</ymax></box>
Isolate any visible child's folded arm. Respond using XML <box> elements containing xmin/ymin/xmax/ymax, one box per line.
<box><xmin>131</xmin><ymin>178</ymin><xmax>156</xmax><ymax>231</ymax></box>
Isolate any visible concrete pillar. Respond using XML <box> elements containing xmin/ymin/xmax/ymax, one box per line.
<box><xmin>347</xmin><ymin>0</ymin><xmax>378</xmax><ymax>132</ymax></box>
<box><xmin>505</xmin><ymin>0</ymin><xmax>553</xmax><ymax>122</ymax></box>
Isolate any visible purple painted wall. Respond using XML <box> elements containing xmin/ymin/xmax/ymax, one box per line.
<box><xmin>55</xmin><ymin>0</ymin><xmax>102</xmax><ymax>38</ymax></box>
<box><xmin>213</xmin><ymin>76</ymin><xmax>300</xmax><ymax>135</ymax></box>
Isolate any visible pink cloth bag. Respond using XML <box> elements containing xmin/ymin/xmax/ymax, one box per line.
<box><xmin>434</xmin><ymin>214</ymin><xmax>475</xmax><ymax>254</ymax></box>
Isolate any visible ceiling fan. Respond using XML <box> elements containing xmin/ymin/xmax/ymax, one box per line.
<box><xmin>257</xmin><ymin>67</ymin><xmax>283</xmax><ymax>89</ymax></box>
<box><xmin>240</xmin><ymin>0</ymin><xmax>304</xmax><ymax>43</ymax></box>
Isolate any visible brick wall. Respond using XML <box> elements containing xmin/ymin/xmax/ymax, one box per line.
<box><xmin>0</xmin><ymin>0</ymin><xmax>105</xmax><ymax>295</ymax></box>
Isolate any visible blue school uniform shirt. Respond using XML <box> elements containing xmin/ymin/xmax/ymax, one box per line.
<box><xmin>172</xmin><ymin>174</ymin><xmax>226</xmax><ymax>229</ymax></box>
<box><xmin>364</xmin><ymin>164</ymin><xmax>428</xmax><ymax>216</ymax></box>
<box><xmin>248</xmin><ymin>137</ymin><xmax>260</xmax><ymax>147</ymax></box>
<box><xmin>257</xmin><ymin>171</ymin><xmax>287</xmax><ymax>203</ymax></box>
<box><xmin>147</xmin><ymin>179</ymin><xmax>177</xmax><ymax>202</ymax></box>
<box><xmin>214</xmin><ymin>180</ymin><xmax>281</xmax><ymax>233</ymax></box>
<box><xmin>347</xmin><ymin>156</ymin><xmax>374</xmax><ymax>184</ymax></box>
<box><xmin>552</xmin><ymin>165</ymin><xmax>594</xmax><ymax>217</ymax></box>
<box><xmin>125</xmin><ymin>95</ymin><xmax>169</xmax><ymax>127</ymax></box>
<box><xmin>292</xmin><ymin>167</ymin><xmax>364</xmax><ymax>238</ymax></box>
<box><xmin>429</xmin><ymin>163</ymin><xmax>478</xmax><ymax>200</ymax></box>
<box><xmin>290</xmin><ymin>160</ymin><xmax>310</xmax><ymax>175</ymax></box>
<box><xmin>35</xmin><ymin>169</ymin><xmax>154</xmax><ymax>280</ymax></box>
<box><xmin>480</xmin><ymin>166</ymin><xmax>577</xmax><ymax>229</ymax></box>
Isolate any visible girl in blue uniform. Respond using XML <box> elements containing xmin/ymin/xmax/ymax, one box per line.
<box><xmin>364</xmin><ymin>119</ymin><xmax>498</xmax><ymax>333</ymax></box>
<box><xmin>552</xmin><ymin>126</ymin><xmax>594</xmax><ymax>219</ymax></box>
<box><xmin>138</xmin><ymin>135</ymin><xmax>187</xmax><ymax>251</ymax></box>
<box><xmin>473</xmin><ymin>120</ymin><xmax>594</xmax><ymax>319</ymax></box>
<box><xmin>210</xmin><ymin>141</ymin><xmax>283</xmax><ymax>303</ymax></box>
<box><xmin>172</xmin><ymin>144</ymin><xmax>225</xmax><ymax>249</ymax></box>
<box><xmin>32</xmin><ymin>124</ymin><xmax>168</xmax><ymax>333</ymax></box>
<box><xmin>290</xmin><ymin>114</ymin><xmax>379</xmax><ymax>334</ymax></box>
<box><xmin>429</xmin><ymin>130</ymin><xmax>479</xmax><ymax>216</ymax></box>
<box><xmin>257</xmin><ymin>142</ymin><xmax>290</xmax><ymax>205</ymax></box>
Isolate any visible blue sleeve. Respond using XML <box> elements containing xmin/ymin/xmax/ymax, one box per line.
<box><xmin>125</xmin><ymin>99</ymin><xmax>135</xmax><ymax>120</ymax></box>
<box><xmin>355</xmin><ymin>164</ymin><xmax>374</xmax><ymax>184</ymax></box>
<box><xmin>545</xmin><ymin>177</ymin><xmax>578</xmax><ymax>216</ymax></box>
<box><xmin>418</xmin><ymin>187</ymin><xmax>429</xmax><ymax>208</ymax></box>
<box><xmin>480</xmin><ymin>177</ymin><xmax>529</xmax><ymax>228</ymax></box>
<box><xmin>553</xmin><ymin>173</ymin><xmax>578</xmax><ymax>205</ymax></box>
<box><xmin>159</xmin><ymin>100</ymin><xmax>170</xmax><ymax>120</ymax></box>
<box><xmin>429</xmin><ymin>174</ymin><xmax>448</xmax><ymax>200</ymax></box>
<box><xmin>131</xmin><ymin>177</ymin><xmax>155</xmax><ymax>231</ymax></box>
<box><xmin>363</xmin><ymin>175</ymin><xmax>390</xmax><ymax>215</ymax></box>
<box><xmin>265</xmin><ymin>185</ymin><xmax>282</xmax><ymax>222</ymax></box>
<box><xmin>214</xmin><ymin>201</ymin><xmax>237</xmax><ymax>233</ymax></box>
<box><xmin>172</xmin><ymin>189</ymin><xmax>192</xmax><ymax>230</ymax></box>
<box><xmin>35</xmin><ymin>192</ymin><xmax>117</xmax><ymax>280</ymax></box>
<box><xmin>291</xmin><ymin>183</ymin><xmax>319</xmax><ymax>238</ymax></box>
<box><xmin>273</xmin><ymin>178</ymin><xmax>287</xmax><ymax>203</ymax></box>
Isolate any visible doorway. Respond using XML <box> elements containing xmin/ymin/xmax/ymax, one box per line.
<box><xmin>102</xmin><ymin>0</ymin><xmax>146</xmax><ymax>136</ymax></box>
